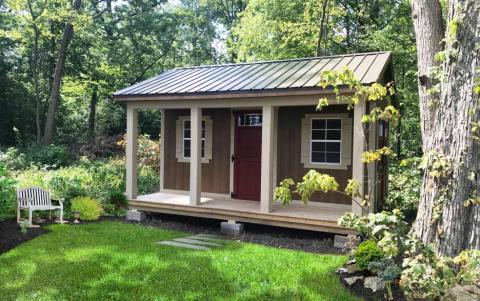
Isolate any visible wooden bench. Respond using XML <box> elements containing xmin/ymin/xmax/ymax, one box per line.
<box><xmin>17</xmin><ymin>187</ymin><xmax>64</xmax><ymax>227</ymax></box>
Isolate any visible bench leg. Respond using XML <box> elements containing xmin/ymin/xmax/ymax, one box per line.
<box><xmin>28</xmin><ymin>208</ymin><xmax>33</xmax><ymax>227</ymax></box>
<box><xmin>59</xmin><ymin>207</ymin><xmax>63</xmax><ymax>223</ymax></box>
<box><xmin>17</xmin><ymin>205</ymin><xmax>20</xmax><ymax>223</ymax></box>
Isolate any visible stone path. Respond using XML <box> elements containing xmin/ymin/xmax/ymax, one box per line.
<box><xmin>157</xmin><ymin>234</ymin><xmax>227</xmax><ymax>250</ymax></box>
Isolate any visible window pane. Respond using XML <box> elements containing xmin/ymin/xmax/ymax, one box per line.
<box><xmin>327</xmin><ymin>119</ymin><xmax>341</xmax><ymax>129</ymax></box>
<box><xmin>326</xmin><ymin>142</ymin><xmax>340</xmax><ymax>152</ymax></box>
<box><xmin>326</xmin><ymin>152</ymin><xmax>340</xmax><ymax>163</ymax></box>
<box><xmin>311</xmin><ymin>130</ymin><xmax>325</xmax><ymax>140</ymax></box>
<box><xmin>184</xmin><ymin>148</ymin><xmax>190</xmax><ymax>158</ymax></box>
<box><xmin>201</xmin><ymin>140</ymin><xmax>205</xmax><ymax>152</ymax></box>
<box><xmin>184</xmin><ymin>129</ymin><xmax>190</xmax><ymax>138</ymax></box>
<box><xmin>184</xmin><ymin>139</ymin><xmax>190</xmax><ymax>148</ymax></box>
<box><xmin>312</xmin><ymin>152</ymin><xmax>325</xmax><ymax>163</ymax></box>
<box><xmin>312</xmin><ymin>142</ymin><xmax>325</xmax><ymax>152</ymax></box>
<box><xmin>184</xmin><ymin>120</ymin><xmax>190</xmax><ymax>129</ymax></box>
<box><xmin>312</xmin><ymin>119</ymin><xmax>326</xmax><ymax>129</ymax></box>
<box><xmin>326</xmin><ymin>130</ymin><xmax>341</xmax><ymax>140</ymax></box>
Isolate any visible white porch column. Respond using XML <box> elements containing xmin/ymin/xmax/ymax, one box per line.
<box><xmin>126</xmin><ymin>104</ymin><xmax>138</xmax><ymax>200</ymax></box>
<box><xmin>190</xmin><ymin>107</ymin><xmax>202</xmax><ymax>206</ymax></box>
<box><xmin>260</xmin><ymin>105</ymin><xmax>277</xmax><ymax>213</ymax></box>
<box><xmin>352</xmin><ymin>100</ymin><xmax>366</xmax><ymax>216</ymax></box>
<box><xmin>159</xmin><ymin>109</ymin><xmax>165</xmax><ymax>191</ymax></box>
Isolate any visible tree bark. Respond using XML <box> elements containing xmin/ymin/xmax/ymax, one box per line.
<box><xmin>42</xmin><ymin>0</ymin><xmax>82</xmax><ymax>144</ymax></box>
<box><xmin>87</xmin><ymin>85</ymin><xmax>98</xmax><ymax>140</ymax></box>
<box><xmin>412</xmin><ymin>0</ymin><xmax>480</xmax><ymax>256</ymax></box>
<box><xmin>316</xmin><ymin>0</ymin><xmax>329</xmax><ymax>56</ymax></box>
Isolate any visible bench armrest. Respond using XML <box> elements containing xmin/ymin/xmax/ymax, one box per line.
<box><xmin>51</xmin><ymin>198</ymin><xmax>64</xmax><ymax>206</ymax></box>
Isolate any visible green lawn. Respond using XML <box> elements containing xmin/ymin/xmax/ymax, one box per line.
<box><xmin>0</xmin><ymin>221</ymin><xmax>360</xmax><ymax>301</ymax></box>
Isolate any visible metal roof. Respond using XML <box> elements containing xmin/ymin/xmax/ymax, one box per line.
<box><xmin>114</xmin><ymin>52</ymin><xmax>392</xmax><ymax>98</ymax></box>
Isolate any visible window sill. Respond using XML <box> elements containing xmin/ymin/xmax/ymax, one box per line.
<box><xmin>177</xmin><ymin>158</ymin><xmax>211</xmax><ymax>164</ymax></box>
<box><xmin>302</xmin><ymin>162</ymin><xmax>349</xmax><ymax>170</ymax></box>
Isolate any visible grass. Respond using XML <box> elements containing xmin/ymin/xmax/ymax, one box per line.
<box><xmin>0</xmin><ymin>221</ymin><xmax>360</xmax><ymax>301</ymax></box>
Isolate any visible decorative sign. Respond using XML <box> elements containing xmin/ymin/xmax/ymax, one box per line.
<box><xmin>238</xmin><ymin>114</ymin><xmax>262</xmax><ymax>127</ymax></box>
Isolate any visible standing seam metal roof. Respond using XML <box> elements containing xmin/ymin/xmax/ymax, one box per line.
<box><xmin>114</xmin><ymin>52</ymin><xmax>392</xmax><ymax>97</ymax></box>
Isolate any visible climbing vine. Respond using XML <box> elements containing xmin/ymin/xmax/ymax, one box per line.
<box><xmin>274</xmin><ymin>67</ymin><xmax>398</xmax><ymax>215</ymax></box>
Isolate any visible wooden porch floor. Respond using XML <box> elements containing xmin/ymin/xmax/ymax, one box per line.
<box><xmin>130</xmin><ymin>192</ymin><xmax>353</xmax><ymax>234</ymax></box>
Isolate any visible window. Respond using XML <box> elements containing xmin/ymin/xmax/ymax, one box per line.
<box><xmin>238</xmin><ymin>113</ymin><xmax>262</xmax><ymax>126</ymax></box>
<box><xmin>311</xmin><ymin>118</ymin><xmax>342</xmax><ymax>164</ymax></box>
<box><xmin>175</xmin><ymin>116</ymin><xmax>212</xmax><ymax>163</ymax></box>
<box><xmin>300</xmin><ymin>113</ymin><xmax>351</xmax><ymax>170</ymax></box>
<box><xmin>183</xmin><ymin>120</ymin><xmax>206</xmax><ymax>158</ymax></box>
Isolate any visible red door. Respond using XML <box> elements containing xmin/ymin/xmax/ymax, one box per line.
<box><xmin>233</xmin><ymin>112</ymin><xmax>262</xmax><ymax>201</ymax></box>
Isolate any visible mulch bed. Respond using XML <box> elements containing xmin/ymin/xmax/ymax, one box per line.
<box><xmin>0</xmin><ymin>218</ymin><xmax>50</xmax><ymax>255</ymax></box>
<box><xmin>136</xmin><ymin>212</ymin><xmax>342</xmax><ymax>254</ymax></box>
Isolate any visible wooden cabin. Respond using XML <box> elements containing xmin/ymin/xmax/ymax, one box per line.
<box><xmin>113</xmin><ymin>52</ymin><xmax>394</xmax><ymax>234</ymax></box>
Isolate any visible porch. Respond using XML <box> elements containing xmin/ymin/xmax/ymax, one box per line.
<box><xmin>131</xmin><ymin>191</ymin><xmax>353</xmax><ymax>234</ymax></box>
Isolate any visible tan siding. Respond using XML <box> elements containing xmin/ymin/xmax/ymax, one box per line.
<box><xmin>277</xmin><ymin>105</ymin><xmax>352</xmax><ymax>205</ymax></box>
<box><xmin>164</xmin><ymin>109</ymin><xmax>231</xmax><ymax>194</ymax></box>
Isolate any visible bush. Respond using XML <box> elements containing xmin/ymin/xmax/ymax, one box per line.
<box><xmin>71</xmin><ymin>197</ymin><xmax>102</xmax><ymax>220</ymax></box>
<box><xmin>385</xmin><ymin>158</ymin><xmax>422</xmax><ymax>222</ymax></box>
<box><xmin>104</xmin><ymin>191</ymin><xmax>128</xmax><ymax>216</ymax></box>
<box><xmin>0</xmin><ymin>163</ymin><xmax>16</xmax><ymax>218</ymax></box>
<box><xmin>354</xmin><ymin>240</ymin><xmax>385</xmax><ymax>271</ymax></box>
<box><xmin>0</xmin><ymin>145</ymin><xmax>71</xmax><ymax>170</ymax></box>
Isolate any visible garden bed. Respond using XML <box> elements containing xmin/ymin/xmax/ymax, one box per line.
<box><xmin>0</xmin><ymin>218</ymin><xmax>49</xmax><ymax>255</ymax></box>
<box><xmin>137</xmin><ymin>212</ymin><xmax>342</xmax><ymax>254</ymax></box>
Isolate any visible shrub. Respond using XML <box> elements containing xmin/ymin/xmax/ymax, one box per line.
<box><xmin>104</xmin><ymin>191</ymin><xmax>128</xmax><ymax>216</ymax></box>
<box><xmin>339</xmin><ymin>209</ymin><xmax>409</xmax><ymax>257</ymax></box>
<box><xmin>0</xmin><ymin>163</ymin><xmax>16</xmax><ymax>218</ymax></box>
<box><xmin>118</xmin><ymin>134</ymin><xmax>160</xmax><ymax>171</ymax></box>
<box><xmin>368</xmin><ymin>258</ymin><xmax>401</xmax><ymax>300</ymax></box>
<box><xmin>71</xmin><ymin>197</ymin><xmax>102</xmax><ymax>220</ymax></box>
<box><xmin>354</xmin><ymin>240</ymin><xmax>385</xmax><ymax>271</ymax></box>
<box><xmin>385</xmin><ymin>158</ymin><xmax>422</xmax><ymax>222</ymax></box>
<box><xmin>400</xmin><ymin>243</ymin><xmax>456</xmax><ymax>300</ymax></box>
<box><xmin>454</xmin><ymin>249</ymin><xmax>480</xmax><ymax>286</ymax></box>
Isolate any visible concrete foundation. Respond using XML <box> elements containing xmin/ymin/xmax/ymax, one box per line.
<box><xmin>126</xmin><ymin>210</ymin><xmax>146</xmax><ymax>222</ymax></box>
<box><xmin>220</xmin><ymin>221</ymin><xmax>244</xmax><ymax>235</ymax></box>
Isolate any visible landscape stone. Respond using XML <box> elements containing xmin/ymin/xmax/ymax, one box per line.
<box><xmin>364</xmin><ymin>276</ymin><xmax>385</xmax><ymax>292</ymax></box>
<box><xmin>343</xmin><ymin>276</ymin><xmax>364</xmax><ymax>286</ymax></box>
<box><xmin>441</xmin><ymin>285</ymin><xmax>480</xmax><ymax>301</ymax></box>
<box><xmin>336</xmin><ymin>268</ymin><xmax>348</xmax><ymax>274</ymax></box>
<box><xmin>173</xmin><ymin>238</ymin><xmax>223</xmax><ymax>247</ymax></box>
<box><xmin>157</xmin><ymin>241</ymin><xmax>210</xmax><ymax>250</ymax></box>
<box><xmin>126</xmin><ymin>210</ymin><xmax>146</xmax><ymax>222</ymax></box>
<box><xmin>220</xmin><ymin>222</ymin><xmax>244</xmax><ymax>235</ymax></box>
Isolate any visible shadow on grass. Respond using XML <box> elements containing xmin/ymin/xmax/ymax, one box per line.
<box><xmin>0</xmin><ymin>221</ymin><xmax>356</xmax><ymax>301</ymax></box>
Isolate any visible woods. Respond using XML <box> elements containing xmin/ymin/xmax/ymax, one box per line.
<box><xmin>0</xmin><ymin>0</ymin><xmax>479</xmax><ymax>299</ymax></box>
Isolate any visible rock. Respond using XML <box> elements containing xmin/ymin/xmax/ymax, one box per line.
<box><xmin>346</xmin><ymin>259</ymin><xmax>356</xmax><ymax>265</ymax></box>
<box><xmin>336</xmin><ymin>268</ymin><xmax>348</xmax><ymax>274</ymax></box>
<box><xmin>344</xmin><ymin>276</ymin><xmax>364</xmax><ymax>286</ymax></box>
<box><xmin>441</xmin><ymin>285</ymin><xmax>480</xmax><ymax>301</ymax></box>
<box><xmin>364</xmin><ymin>276</ymin><xmax>385</xmax><ymax>292</ymax></box>
<box><xmin>346</xmin><ymin>263</ymin><xmax>360</xmax><ymax>274</ymax></box>
<box><xmin>126</xmin><ymin>210</ymin><xmax>146</xmax><ymax>222</ymax></box>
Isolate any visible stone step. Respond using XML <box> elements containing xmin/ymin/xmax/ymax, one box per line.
<box><xmin>188</xmin><ymin>235</ymin><xmax>226</xmax><ymax>243</ymax></box>
<box><xmin>157</xmin><ymin>241</ymin><xmax>210</xmax><ymax>250</ymax></box>
<box><xmin>194</xmin><ymin>234</ymin><xmax>219</xmax><ymax>238</ymax></box>
<box><xmin>174</xmin><ymin>238</ymin><xmax>223</xmax><ymax>247</ymax></box>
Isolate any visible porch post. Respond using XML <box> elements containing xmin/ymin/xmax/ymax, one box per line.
<box><xmin>190</xmin><ymin>107</ymin><xmax>202</xmax><ymax>206</ymax></box>
<box><xmin>126</xmin><ymin>104</ymin><xmax>138</xmax><ymax>200</ymax></box>
<box><xmin>352</xmin><ymin>100</ymin><xmax>366</xmax><ymax>216</ymax></box>
<box><xmin>159</xmin><ymin>109</ymin><xmax>165</xmax><ymax>191</ymax></box>
<box><xmin>260</xmin><ymin>105</ymin><xmax>276</xmax><ymax>213</ymax></box>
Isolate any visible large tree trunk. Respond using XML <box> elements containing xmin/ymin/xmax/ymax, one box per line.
<box><xmin>412</xmin><ymin>0</ymin><xmax>480</xmax><ymax>256</ymax></box>
<box><xmin>42</xmin><ymin>0</ymin><xmax>82</xmax><ymax>144</ymax></box>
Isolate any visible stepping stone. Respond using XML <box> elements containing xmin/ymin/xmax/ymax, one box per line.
<box><xmin>157</xmin><ymin>241</ymin><xmax>210</xmax><ymax>250</ymax></box>
<box><xmin>189</xmin><ymin>235</ymin><xmax>226</xmax><ymax>243</ymax></box>
<box><xmin>173</xmin><ymin>238</ymin><xmax>223</xmax><ymax>247</ymax></box>
<box><xmin>195</xmin><ymin>234</ymin><xmax>218</xmax><ymax>238</ymax></box>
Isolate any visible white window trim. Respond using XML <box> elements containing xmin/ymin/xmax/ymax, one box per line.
<box><xmin>310</xmin><ymin>117</ymin><xmax>342</xmax><ymax>165</ymax></box>
<box><xmin>176</xmin><ymin>115</ymin><xmax>212</xmax><ymax>164</ymax></box>
<box><xmin>300</xmin><ymin>113</ymin><xmax>352</xmax><ymax>170</ymax></box>
<box><xmin>182</xmin><ymin>119</ymin><xmax>206</xmax><ymax>159</ymax></box>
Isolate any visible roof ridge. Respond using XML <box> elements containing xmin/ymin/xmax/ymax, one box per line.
<box><xmin>174</xmin><ymin>51</ymin><xmax>392</xmax><ymax>70</ymax></box>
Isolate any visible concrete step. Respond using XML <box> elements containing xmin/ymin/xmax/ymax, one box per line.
<box><xmin>189</xmin><ymin>235</ymin><xmax>226</xmax><ymax>243</ymax></box>
<box><xmin>174</xmin><ymin>238</ymin><xmax>223</xmax><ymax>247</ymax></box>
<box><xmin>157</xmin><ymin>241</ymin><xmax>210</xmax><ymax>250</ymax></box>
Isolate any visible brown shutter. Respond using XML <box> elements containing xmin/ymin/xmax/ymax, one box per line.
<box><xmin>300</xmin><ymin>117</ymin><xmax>310</xmax><ymax>165</ymax></box>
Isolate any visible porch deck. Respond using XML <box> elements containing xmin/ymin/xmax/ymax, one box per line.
<box><xmin>130</xmin><ymin>192</ymin><xmax>353</xmax><ymax>234</ymax></box>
